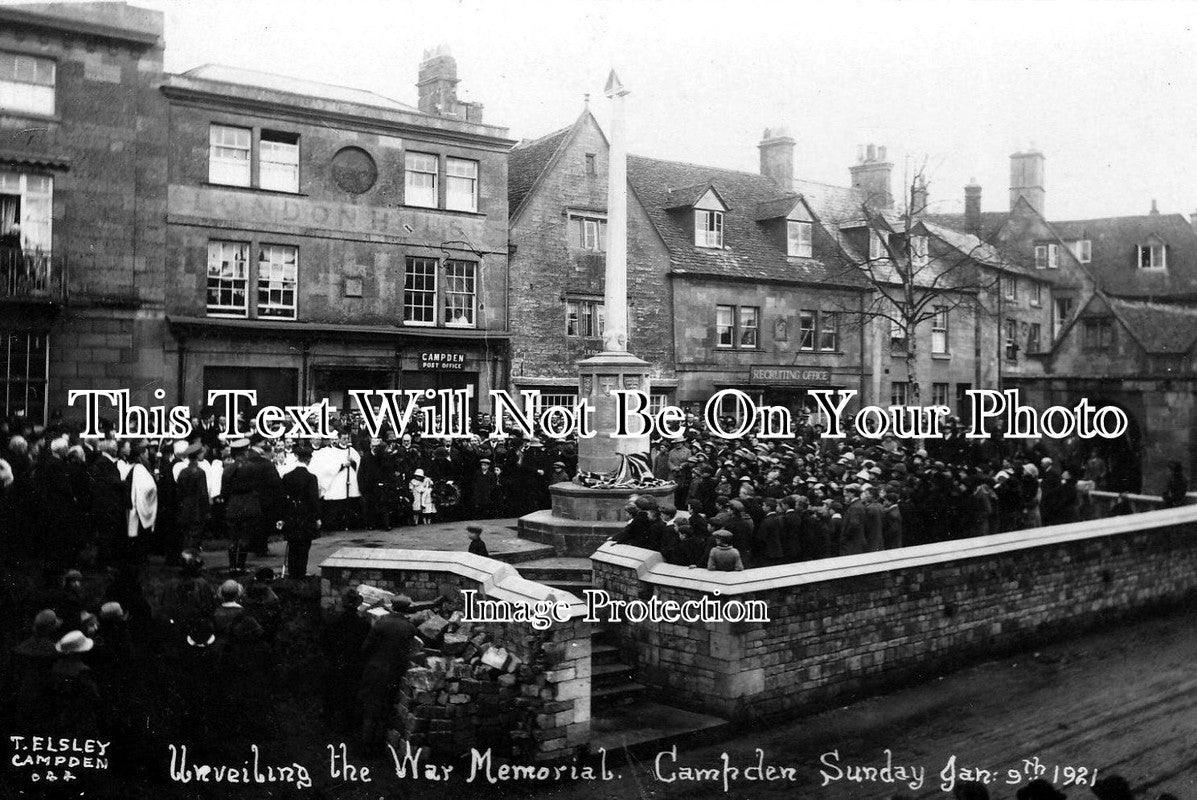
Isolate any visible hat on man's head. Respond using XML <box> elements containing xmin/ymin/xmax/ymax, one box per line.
<box><xmin>633</xmin><ymin>495</ymin><xmax>659</xmax><ymax>511</ymax></box>
<box><xmin>33</xmin><ymin>609</ymin><xmax>61</xmax><ymax>635</ymax></box>
<box><xmin>100</xmin><ymin>602</ymin><xmax>129</xmax><ymax>622</ymax></box>
<box><xmin>55</xmin><ymin>630</ymin><xmax>94</xmax><ymax>655</ymax></box>
<box><xmin>229</xmin><ymin>438</ymin><xmax>250</xmax><ymax>450</ymax></box>
<box><xmin>219</xmin><ymin>579</ymin><xmax>243</xmax><ymax>601</ymax></box>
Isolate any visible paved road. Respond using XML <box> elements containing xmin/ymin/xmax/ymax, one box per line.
<box><xmin>538</xmin><ymin>600</ymin><xmax>1197</xmax><ymax>800</ymax></box>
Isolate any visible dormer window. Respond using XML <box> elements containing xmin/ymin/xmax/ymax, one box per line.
<box><xmin>869</xmin><ymin>231</ymin><xmax>884</xmax><ymax>260</ymax></box>
<box><xmin>1035</xmin><ymin>243</ymin><xmax>1059</xmax><ymax>269</ymax></box>
<box><xmin>787</xmin><ymin>221</ymin><xmax>812</xmax><ymax>257</ymax></box>
<box><xmin>695</xmin><ymin>210</ymin><xmax>723</xmax><ymax>248</ymax></box>
<box><xmin>1071</xmin><ymin>239</ymin><xmax>1091</xmax><ymax>263</ymax></box>
<box><xmin>1138</xmin><ymin>241</ymin><xmax>1166</xmax><ymax>270</ymax></box>
<box><xmin>911</xmin><ymin>235</ymin><xmax>929</xmax><ymax>268</ymax></box>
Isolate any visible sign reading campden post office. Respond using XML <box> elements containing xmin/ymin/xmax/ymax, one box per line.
<box><xmin>420</xmin><ymin>352</ymin><xmax>467</xmax><ymax>370</ymax></box>
<box><xmin>749</xmin><ymin>365</ymin><xmax>833</xmax><ymax>385</ymax></box>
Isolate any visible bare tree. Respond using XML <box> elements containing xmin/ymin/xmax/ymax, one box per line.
<box><xmin>822</xmin><ymin>168</ymin><xmax>1009</xmax><ymax>405</ymax></box>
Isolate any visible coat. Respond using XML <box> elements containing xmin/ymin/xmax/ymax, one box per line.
<box><xmin>359</xmin><ymin>613</ymin><xmax>419</xmax><ymax>704</ymax></box>
<box><xmin>281</xmin><ymin>465</ymin><xmax>321</xmax><ymax>540</ymax></box>
<box><xmin>840</xmin><ymin>500</ymin><xmax>866</xmax><ymax>555</ymax></box>
<box><xmin>175</xmin><ymin>461</ymin><xmax>210</xmax><ymax>529</ymax></box>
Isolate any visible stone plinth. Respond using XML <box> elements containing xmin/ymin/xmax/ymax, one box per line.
<box><xmin>576</xmin><ymin>350</ymin><xmax>653</xmax><ymax>475</ymax></box>
<box><xmin>518</xmin><ymin>481</ymin><xmax>676</xmax><ymax>557</ymax></box>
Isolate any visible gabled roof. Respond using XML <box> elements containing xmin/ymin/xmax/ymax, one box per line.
<box><xmin>665</xmin><ymin>183</ymin><xmax>729</xmax><ymax>211</ymax></box>
<box><xmin>626</xmin><ymin>155</ymin><xmax>862</xmax><ymax>286</ymax></box>
<box><xmin>507</xmin><ymin>125</ymin><xmax>573</xmax><ymax>220</ymax></box>
<box><xmin>753</xmin><ymin>195</ymin><xmax>803</xmax><ymax>221</ymax></box>
<box><xmin>1107</xmin><ymin>297</ymin><xmax>1197</xmax><ymax>354</ymax></box>
<box><xmin>1051</xmin><ymin>213</ymin><xmax>1197</xmax><ymax>298</ymax></box>
<box><xmin>180</xmin><ymin>64</ymin><xmax>419</xmax><ymax>113</ymax></box>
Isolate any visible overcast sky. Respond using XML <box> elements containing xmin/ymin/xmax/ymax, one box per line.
<box><xmin>33</xmin><ymin>0</ymin><xmax>1197</xmax><ymax>219</ymax></box>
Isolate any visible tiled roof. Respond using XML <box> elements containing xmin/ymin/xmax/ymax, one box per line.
<box><xmin>923</xmin><ymin>211</ymin><xmax>1012</xmax><ymax>242</ymax></box>
<box><xmin>181</xmin><ymin>64</ymin><xmax>419</xmax><ymax>113</ymax></box>
<box><xmin>506</xmin><ymin>125</ymin><xmax>572</xmax><ymax>220</ymax></box>
<box><xmin>1108</xmin><ymin>298</ymin><xmax>1197</xmax><ymax>354</ymax></box>
<box><xmin>627</xmin><ymin>155</ymin><xmax>862</xmax><ymax>286</ymax></box>
<box><xmin>790</xmin><ymin>178</ymin><xmax>870</xmax><ymax>225</ymax></box>
<box><xmin>753</xmin><ymin>195</ymin><xmax>801</xmax><ymax>221</ymax></box>
<box><xmin>664</xmin><ymin>183</ymin><xmax>723</xmax><ymax>210</ymax></box>
<box><xmin>1051</xmin><ymin>213</ymin><xmax>1197</xmax><ymax>298</ymax></box>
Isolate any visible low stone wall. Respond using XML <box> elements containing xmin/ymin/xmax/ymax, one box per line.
<box><xmin>591</xmin><ymin>505</ymin><xmax>1197</xmax><ymax>722</ymax></box>
<box><xmin>320</xmin><ymin>549</ymin><xmax>592</xmax><ymax>761</ymax></box>
<box><xmin>1089</xmin><ymin>489</ymin><xmax>1197</xmax><ymax>516</ymax></box>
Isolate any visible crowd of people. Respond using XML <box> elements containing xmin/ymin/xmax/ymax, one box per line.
<box><xmin>0</xmin><ymin>405</ymin><xmax>1187</xmax><ymax>578</ymax></box>
<box><xmin>0</xmin><ymin>403</ymin><xmax>1190</xmax><ymax>795</ymax></box>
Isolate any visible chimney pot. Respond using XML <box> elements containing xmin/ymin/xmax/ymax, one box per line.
<box><xmin>1150</xmin><ymin>199</ymin><xmax>1160</xmax><ymax>215</ymax></box>
<box><xmin>1009</xmin><ymin>149</ymin><xmax>1046</xmax><ymax>216</ymax></box>
<box><xmin>758</xmin><ymin>127</ymin><xmax>796</xmax><ymax>188</ymax></box>
<box><xmin>849</xmin><ymin>143</ymin><xmax>894</xmax><ymax>209</ymax></box>
<box><xmin>964</xmin><ymin>181</ymin><xmax>982</xmax><ymax>233</ymax></box>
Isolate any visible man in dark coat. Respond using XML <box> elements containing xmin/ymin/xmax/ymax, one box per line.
<box><xmin>88</xmin><ymin>440</ymin><xmax>126</xmax><ymax>567</ymax></box>
<box><xmin>11</xmin><ymin>609</ymin><xmax>62</xmax><ymax>731</ymax></box>
<box><xmin>840</xmin><ymin>486</ymin><xmax>867</xmax><ymax>555</ymax></box>
<box><xmin>175</xmin><ymin>443</ymin><xmax>209</xmax><ymax>552</ymax></box>
<box><xmin>863</xmin><ymin>487</ymin><xmax>885</xmax><ymax>552</ymax></box>
<box><xmin>357</xmin><ymin>438</ymin><xmax>395</xmax><ymax>531</ymax></box>
<box><xmin>321</xmin><ymin>590</ymin><xmax>370</xmax><ymax>734</ymax></box>
<box><xmin>247</xmin><ymin>436</ymin><xmax>284</xmax><ymax>557</ymax></box>
<box><xmin>469</xmin><ymin>457</ymin><xmax>499</xmax><ymax>518</ymax></box>
<box><xmin>281</xmin><ymin>445</ymin><xmax>321</xmax><ymax>578</ymax></box>
<box><xmin>359</xmin><ymin>596</ymin><xmax>420</xmax><ymax>750</ymax></box>
<box><xmin>755</xmin><ymin>497</ymin><xmax>786</xmax><ymax>566</ymax></box>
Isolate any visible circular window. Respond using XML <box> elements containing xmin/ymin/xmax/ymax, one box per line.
<box><xmin>331</xmin><ymin>146</ymin><xmax>378</xmax><ymax>194</ymax></box>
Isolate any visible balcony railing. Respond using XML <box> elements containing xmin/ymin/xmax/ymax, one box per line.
<box><xmin>0</xmin><ymin>249</ymin><xmax>63</xmax><ymax>302</ymax></box>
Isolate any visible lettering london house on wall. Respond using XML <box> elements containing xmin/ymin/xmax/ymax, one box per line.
<box><xmin>162</xmin><ymin>48</ymin><xmax>516</xmax><ymax>417</ymax></box>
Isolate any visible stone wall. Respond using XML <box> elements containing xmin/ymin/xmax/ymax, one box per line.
<box><xmin>320</xmin><ymin>548</ymin><xmax>591</xmax><ymax>762</ymax></box>
<box><xmin>591</xmin><ymin>505</ymin><xmax>1197</xmax><ymax>722</ymax></box>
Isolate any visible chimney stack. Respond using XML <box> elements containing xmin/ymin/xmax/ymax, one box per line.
<box><xmin>1190</xmin><ymin>210</ymin><xmax>1197</xmax><ymax>234</ymax></box>
<box><xmin>964</xmin><ymin>179</ymin><xmax>982</xmax><ymax>233</ymax></box>
<box><xmin>758</xmin><ymin>126</ymin><xmax>795</xmax><ymax>189</ymax></box>
<box><xmin>417</xmin><ymin>45</ymin><xmax>484</xmax><ymax>122</ymax></box>
<box><xmin>1009</xmin><ymin>148</ymin><xmax>1045</xmax><ymax>215</ymax></box>
<box><xmin>1150</xmin><ymin>199</ymin><xmax>1160</xmax><ymax>216</ymax></box>
<box><xmin>910</xmin><ymin>176</ymin><xmax>928</xmax><ymax>216</ymax></box>
<box><xmin>850</xmin><ymin>143</ymin><xmax>893</xmax><ymax>209</ymax></box>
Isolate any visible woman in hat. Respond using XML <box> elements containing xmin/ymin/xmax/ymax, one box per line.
<box><xmin>409</xmin><ymin>468</ymin><xmax>435</xmax><ymax>525</ymax></box>
<box><xmin>49</xmin><ymin>630</ymin><xmax>101</xmax><ymax>737</ymax></box>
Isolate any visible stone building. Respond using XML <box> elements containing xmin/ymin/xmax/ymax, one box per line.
<box><xmin>941</xmin><ymin>149</ymin><xmax>1197</xmax><ymax>491</ymax></box>
<box><xmin>161</xmin><ymin>49</ymin><xmax>515</xmax><ymax>416</ymax></box>
<box><xmin>506</xmin><ymin>107</ymin><xmax>676</xmax><ymax>411</ymax></box>
<box><xmin>0</xmin><ymin>2</ymin><xmax>169</xmax><ymax>423</ymax></box>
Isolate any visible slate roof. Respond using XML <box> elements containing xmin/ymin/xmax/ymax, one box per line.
<box><xmin>1108</xmin><ymin>298</ymin><xmax>1197</xmax><ymax>354</ymax></box>
<box><xmin>507</xmin><ymin>125</ymin><xmax>572</xmax><ymax>220</ymax></box>
<box><xmin>923</xmin><ymin>211</ymin><xmax>1012</xmax><ymax>242</ymax></box>
<box><xmin>1051</xmin><ymin>213</ymin><xmax>1197</xmax><ymax>298</ymax></box>
<box><xmin>181</xmin><ymin>64</ymin><xmax>420</xmax><ymax>113</ymax></box>
<box><xmin>626</xmin><ymin>155</ymin><xmax>862</xmax><ymax>286</ymax></box>
<box><xmin>753</xmin><ymin>195</ymin><xmax>802</xmax><ymax>221</ymax></box>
